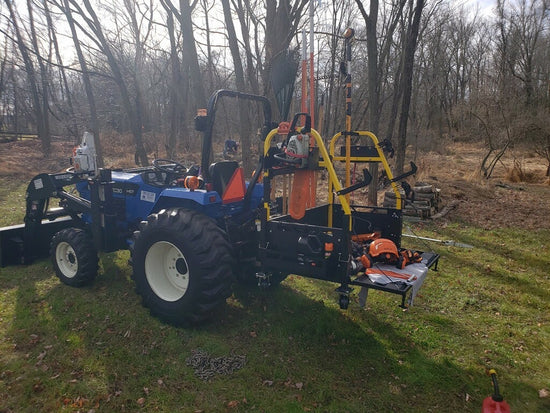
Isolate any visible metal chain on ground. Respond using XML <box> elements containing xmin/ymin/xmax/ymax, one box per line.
<box><xmin>185</xmin><ymin>348</ymin><xmax>246</xmax><ymax>381</ymax></box>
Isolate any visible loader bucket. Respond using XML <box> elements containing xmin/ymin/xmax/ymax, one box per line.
<box><xmin>0</xmin><ymin>217</ymin><xmax>73</xmax><ymax>267</ymax></box>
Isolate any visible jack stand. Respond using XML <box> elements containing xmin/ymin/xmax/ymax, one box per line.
<box><xmin>256</xmin><ymin>272</ymin><xmax>271</xmax><ymax>289</ymax></box>
<box><xmin>335</xmin><ymin>284</ymin><xmax>353</xmax><ymax>309</ymax></box>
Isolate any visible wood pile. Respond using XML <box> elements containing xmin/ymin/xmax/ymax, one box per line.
<box><xmin>383</xmin><ymin>182</ymin><xmax>442</xmax><ymax>218</ymax></box>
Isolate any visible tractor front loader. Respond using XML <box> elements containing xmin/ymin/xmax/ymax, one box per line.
<box><xmin>0</xmin><ymin>89</ymin><xmax>438</xmax><ymax>326</ymax></box>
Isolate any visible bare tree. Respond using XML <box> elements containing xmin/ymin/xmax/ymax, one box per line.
<box><xmin>220</xmin><ymin>0</ymin><xmax>255</xmax><ymax>175</ymax></box>
<box><xmin>3</xmin><ymin>0</ymin><xmax>51</xmax><ymax>154</ymax></box>
<box><xmin>43</xmin><ymin>0</ymin><xmax>80</xmax><ymax>140</ymax></box>
<box><xmin>395</xmin><ymin>0</ymin><xmax>424</xmax><ymax>175</ymax></box>
<box><xmin>355</xmin><ymin>0</ymin><xmax>407</xmax><ymax>203</ymax></box>
<box><xmin>160</xmin><ymin>0</ymin><xmax>185</xmax><ymax>158</ymax></box>
<box><xmin>496</xmin><ymin>0</ymin><xmax>549</xmax><ymax>106</ymax></box>
<box><xmin>55</xmin><ymin>0</ymin><xmax>104</xmax><ymax>167</ymax></box>
<box><xmin>67</xmin><ymin>0</ymin><xmax>149</xmax><ymax>165</ymax></box>
<box><xmin>262</xmin><ymin>0</ymin><xmax>309</xmax><ymax>118</ymax></box>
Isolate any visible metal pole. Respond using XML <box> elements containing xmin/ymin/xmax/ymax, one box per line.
<box><xmin>343</xmin><ymin>28</ymin><xmax>354</xmax><ymax>196</ymax></box>
<box><xmin>301</xmin><ymin>30</ymin><xmax>308</xmax><ymax>114</ymax></box>
<box><xmin>309</xmin><ymin>0</ymin><xmax>315</xmax><ymax>128</ymax></box>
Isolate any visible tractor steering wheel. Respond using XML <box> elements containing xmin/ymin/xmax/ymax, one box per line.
<box><xmin>152</xmin><ymin>159</ymin><xmax>187</xmax><ymax>174</ymax></box>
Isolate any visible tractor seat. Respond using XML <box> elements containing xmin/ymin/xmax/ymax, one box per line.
<box><xmin>209</xmin><ymin>160</ymin><xmax>239</xmax><ymax>197</ymax></box>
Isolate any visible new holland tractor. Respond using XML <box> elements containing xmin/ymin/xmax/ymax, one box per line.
<box><xmin>0</xmin><ymin>90</ymin><xmax>438</xmax><ymax>326</ymax></box>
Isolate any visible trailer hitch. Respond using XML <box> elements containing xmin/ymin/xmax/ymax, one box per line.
<box><xmin>255</xmin><ymin>272</ymin><xmax>272</xmax><ymax>288</ymax></box>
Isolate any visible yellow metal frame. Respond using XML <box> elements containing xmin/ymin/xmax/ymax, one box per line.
<box><xmin>328</xmin><ymin>130</ymin><xmax>403</xmax><ymax>211</ymax></box>
<box><xmin>262</xmin><ymin>128</ymin><xmax>402</xmax><ymax>229</ymax></box>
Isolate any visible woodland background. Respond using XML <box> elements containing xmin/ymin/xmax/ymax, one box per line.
<box><xmin>1</xmin><ymin>2</ymin><xmax>550</xmax><ymax>411</ymax></box>
<box><xmin>0</xmin><ymin>0</ymin><xmax>549</xmax><ymax>193</ymax></box>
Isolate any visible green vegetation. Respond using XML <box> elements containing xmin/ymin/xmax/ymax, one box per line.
<box><xmin>1</xmin><ymin>177</ymin><xmax>549</xmax><ymax>412</ymax></box>
<box><xmin>0</xmin><ymin>179</ymin><xmax>27</xmax><ymax>227</ymax></box>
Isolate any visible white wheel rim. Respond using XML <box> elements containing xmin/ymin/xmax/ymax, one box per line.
<box><xmin>56</xmin><ymin>241</ymin><xmax>78</xmax><ymax>278</ymax></box>
<box><xmin>145</xmin><ymin>241</ymin><xmax>190</xmax><ymax>302</ymax></box>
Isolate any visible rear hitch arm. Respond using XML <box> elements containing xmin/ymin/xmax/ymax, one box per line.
<box><xmin>336</xmin><ymin>169</ymin><xmax>373</xmax><ymax>196</ymax></box>
<box><xmin>390</xmin><ymin>161</ymin><xmax>417</xmax><ymax>182</ymax></box>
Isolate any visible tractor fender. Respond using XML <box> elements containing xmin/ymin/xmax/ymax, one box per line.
<box><xmin>152</xmin><ymin>188</ymin><xmax>224</xmax><ymax>219</ymax></box>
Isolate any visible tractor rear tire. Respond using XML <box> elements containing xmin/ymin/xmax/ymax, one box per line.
<box><xmin>132</xmin><ymin>208</ymin><xmax>233</xmax><ymax>326</ymax></box>
<box><xmin>50</xmin><ymin>228</ymin><xmax>98</xmax><ymax>287</ymax></box>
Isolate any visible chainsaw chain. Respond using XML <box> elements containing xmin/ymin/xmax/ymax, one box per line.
<box><xmin>186</xmin><ymin>349</ymin><xmax>246</xmax><ymax>381</ymax></box>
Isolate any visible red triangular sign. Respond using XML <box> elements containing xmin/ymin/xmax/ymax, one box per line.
<box><xmin>222</xmin><ymin>167</ymin><xmax>246</xmax><ymax>204</ymax></box>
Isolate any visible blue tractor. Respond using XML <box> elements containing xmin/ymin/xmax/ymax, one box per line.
<box><xmin>0</xmin><ymin>90</ymin><xmax>438</xmax><ymax>326</ymax></box>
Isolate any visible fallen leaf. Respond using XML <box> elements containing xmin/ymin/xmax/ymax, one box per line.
<box><xmin>143</xmin><ymin>387</ymin><xmax>149</xmax><ymax>395</ymax></box>
<box><xmin>262</xmin><ymin>380</ymin><xmax>274</xmax><ymax>387</ymax></box>
<box><xmin>295</xmin><ymin>382</ymin><xmax>304</xmax><ymax>390</ymax></box>
<box><xmin>539</xmin><ymin>388</ymin><xmax>549</xmax><ymax>398</ymax></box>
<box><xmin>137</xmin><ymin>397</ymin><xmax>146</xmax><ymax>406</ymax></box>
<box><xmin>227</xmin><ymin>400</ymin><xmax>239</xmax><ymax>408</ymax></box>
<box><xmin>33</xmin><ymin>382</ymin><xmax>44</xmax><ymax>392</ymax></box>
<box><xmin>249</xmin><ymin>331</ymin><xmax>257</xmax><ymax>338</ymax></box>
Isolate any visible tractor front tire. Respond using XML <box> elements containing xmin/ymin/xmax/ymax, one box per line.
<box><xmin>132</xmin><ymin>208</ymin><xmax>233</xmax><ymax>326</ymax></box>
<box><xmin>50</xmin><ymin>228</ymin><xmax>98</xmax><ymax>287</ymax></box>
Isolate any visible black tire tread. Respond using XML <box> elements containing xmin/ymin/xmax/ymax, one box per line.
<box><xmin>50</xmin><ymin>228</ymin><xmax>98</xmax><ymax>287</ymax></box>
<box><xmin>132</xmin><ymin>208</ymin><xmax>233</xmax><ymax>326</ymax></box>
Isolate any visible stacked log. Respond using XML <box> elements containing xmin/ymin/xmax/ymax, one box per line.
<box><xmin>383</xmin><ymin>182</ymin><xmax>441</xmax><ymax>218</ymax></box>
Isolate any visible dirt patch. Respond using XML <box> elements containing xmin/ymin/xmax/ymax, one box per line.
<box><xmin>0</xmin><ymin>138</ymin><xmax>75</xmax><ymax>179</ymax></box>
<box><xmin>1</xmin><ymin>138</ymin><xmax>548</xmax><ymax>230</ymax></box>
<box><xmin>411</xmin><ymin>143</ymin><xmax>550</xmax><ymax>230</ymax></box>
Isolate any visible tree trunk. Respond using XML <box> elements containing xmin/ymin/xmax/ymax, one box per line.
<box><xmin>163</xmin><ymin>7</ymin><xmax>183</xmax><ymax>158</ymax></box>
<box><xmin>45</xmin><ymin>0</ymin><xmax>80</xmax><ymax>141</ymax></box>
<box><xmin>234</xmin><ymin>0</ymin><xmax>260</xmax><ymax>94</ymax></box>
<box><xmin>26</xmin><ymin>0</ymin><xmax>52</xmax><ymax>155</ymax></box>
<box><xmin>4</xmin><ymin>0</ymin><xmax>49</xmax><ymax>154</ymax></box>
<box><xmin>179</xmin><ymin>0</ymin><xmax>206</xmax><ymax>107</ymax></box>
<box><xmin>396</xmin><ymin>0</ymin><xmax>424</xmax><ymax>176</ymax></box>
<box><xmin>78</xmin><ymin>0</ymin><xmax>148</xmax><ymax>166</ymax></box>
<box><xmin>263</xmin><ymin>0</ymin><xmax>308</xmax><ymax>120</ymax></box>
<box><xmin>221</xmin><ymin>0</ymin><xmax>253</xmax><ymax>176</ymax></box>
<box><xmin>356</xmin><ymin>0</ymin><xmax>380</xmax><ymax>204</ymax></box>
<box><xmin>62</xmin><ymin>0</ymin><xmax>105</xmax><ymax>167</ymax></box>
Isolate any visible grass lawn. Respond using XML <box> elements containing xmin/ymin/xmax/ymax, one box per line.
<box><xmin>0</xmin><ymin>177</ymin><xmax>549</xmax><ymax>412</ymax></box>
